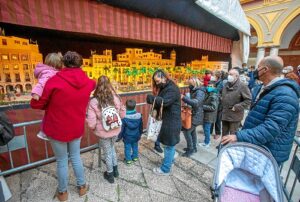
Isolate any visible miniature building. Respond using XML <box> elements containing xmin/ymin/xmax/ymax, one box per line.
<box><xmin>0</xmin><ymin>35</ymin><xmax>43</xmax><ymax>95</ymax></box>
<box><xmin>188</xmin><ymin>56</ymin><xmax>229</xmax><ymax>72</ymax></box>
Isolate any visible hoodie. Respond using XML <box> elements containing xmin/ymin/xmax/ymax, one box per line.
<box><xmin>31</xmin><ymin>63</ymin><xmax>59</xmax><ymax>96</ymax></box>
<box><xmin>118</xmin><ymin>110</ymin><xmax>143</xmax><ymax>144</ymax></box>
<box><xmin>31</xmin><ymin>68</ymin><xmax>96</xmax><ymax>142</ymax></box>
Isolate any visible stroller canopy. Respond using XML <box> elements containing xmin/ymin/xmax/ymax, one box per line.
<box><xmin>214</xmin><ymin>142</ymin><xmax>284</xmax><ymax>202</ymax></box>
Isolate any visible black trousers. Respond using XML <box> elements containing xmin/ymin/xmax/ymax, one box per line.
<box><xmin>210</xmin><ymin>109</ymin><xmax>222</xmax><ymax>135</ymax></box>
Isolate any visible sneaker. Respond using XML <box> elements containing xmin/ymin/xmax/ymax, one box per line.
<box><xmin>78</xmin><ymin>184</ymin><xmax>89</xmax><ymax>197</ymax></box>
<box><xmin>37</xmin><ymin>131</ymin><xmax>49</xmax><ymax>141</ymax></box>
<box><xmin>56</xmin><ymin>191</ymin><xmax>68</xmax><ymax>202</ymax></box>
<box><xmin>132</xmin><ymin>157</ymin><xmax>139</xmax><ymax>162</ymax></box>
<box><xmin>154</xmin><ymin>145</ymin><xmax>163</xmax><ymax>153</ymax></box>
<box><xmin>199</xmin><ymin>143</ymin><xmax>210</xmax><ymax>148</ymax></box>
<box><xmin>125</xmin><ymin>160</ymin><xmax>133</xmax><ymax>165</ymax></box>
<box><xmin>153</xmin><ymin>167</ymin><xmax>170</xmax><ymax>176</ymax></box>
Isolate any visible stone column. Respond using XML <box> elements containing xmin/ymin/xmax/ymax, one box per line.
<box><xmin>255</xmin><ymin>47</ymin><xmax>265</xmax><ymax>67</ymax></box>
<box><xmin>270</xmin><ymin>46</ymin><xmax>279</xmax><ymax>56</ymax></box>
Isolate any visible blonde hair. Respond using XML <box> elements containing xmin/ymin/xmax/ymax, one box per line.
<box><xmin>190</xmin><ymin>77</ymin><xmax>202</xmax><ymax>87</ymax></box>
<box><xmin>44</xmin><ymin>52</ymin><xmax>63</xmax><ymax>69</ymax></box>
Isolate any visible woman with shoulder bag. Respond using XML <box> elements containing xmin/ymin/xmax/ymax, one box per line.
<box><xmin>146</xmin><ymin>70</ymin><xmax>181</xmax><ymax>175</ymax></box>
<box><xmin>181</xmin><ymin>78</ymin><xmax>205</xmax><ymax>157</ymax></box>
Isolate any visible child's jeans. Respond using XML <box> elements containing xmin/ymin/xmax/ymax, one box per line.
<box><xmin>99</xmin><ymin>137</ymin><xmax>118</xmax><ymax>173</ymax></box>
<box><xmin>124</xmin><ymin>142</ymin><xmax>138</xmax><ymax>161</ymax></box>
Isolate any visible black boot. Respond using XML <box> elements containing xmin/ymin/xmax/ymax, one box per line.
<box><xmin>154</xmin><ymin>145</ymin><xmax>163</xmax><ymax>153</ymax></box>
<box><xmin>104</xmin><ymin>171</ymin><xmax>114</xmax><ymax>183</ymax></box>
<box><xmin>182</xmin><ymin>149</ymin><xmax>193</xmax><ymax>157</ymax></box>
<box><xmin>113</xmin><ymin>166</ymin><xmax>119</xmax><ymax>178</ymax></box>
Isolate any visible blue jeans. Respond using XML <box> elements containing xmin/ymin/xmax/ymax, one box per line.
<box><xmin>50</xmin><ymin>138</ymin><xmax>85</xmax><ymax>192</ymax></box>
<box><xmin>203</xmin><ymin>122</ymin><xmax>212</xmax><ymax>145</ymax></box>
<box><xmin>124</xmin><ymin>142</ymin><xmax>138</xmax><ymax>161</ymax></box>
<box><xmin>160</xmin><ymin>145</ymin><xmax>175</xmax><ymax>173</ymax></box>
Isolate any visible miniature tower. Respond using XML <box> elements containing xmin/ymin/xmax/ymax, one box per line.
<box><xmin>170</xmin><ymin>49</ymin><xmax>176</xmax><ymax>62</ymax></box>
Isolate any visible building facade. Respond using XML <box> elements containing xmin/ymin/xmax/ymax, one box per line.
<box><xmin>0</xmin><ymin>35</ymin><xmax>43</xmax><ymax>96</ymax></box>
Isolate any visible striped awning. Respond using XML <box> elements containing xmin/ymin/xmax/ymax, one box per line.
<box><xmin>0</xmin><ymin>0</ymin><xmax>232</xmax><ymax>53</ymax></box>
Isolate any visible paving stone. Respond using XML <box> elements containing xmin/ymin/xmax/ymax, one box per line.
<box><xmin>174</xmin><ymin>156</ymin><xmax>197</xmax><ymax>170</ymax></box>
<box><xmin>118</xmin><ymin>180</ymin><xmax>152</xmax><ymax>202</ymax></box>
<box><xmin>148</xmin><ymin>190</ymin><xmax>183</xmax><ymax>202</ymax></box>
<box><xmin>142</xmin><ymin>168</ymin><xmax>181</xmax><ymax>198</ymax></box>
<box><xmin>6</xmin><ymin>173</ymin><xmax>21</xmax><ymax>202</ymax></box>
<box><xmin>87</xmin><ymin>169</ymin><xmax>118</xmax><ymax>202</ymax></box>
<box><xmin>118</xmin><ymin>161</ymin><xmax>147</xmax><ymax>187</ymax></box>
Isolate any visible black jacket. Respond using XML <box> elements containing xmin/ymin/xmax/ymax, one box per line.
<box><xmin>146</xmin><ymin>80</ymin><xmax>181</xmax><ymax>146</ymax></box>
<box><xmin>182</xmin><ymin>86</ymin><xmax>205</xmax><ymax>126</ymax></box>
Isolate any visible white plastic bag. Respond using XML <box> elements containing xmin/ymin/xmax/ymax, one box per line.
<box><xmin>146</xmin><ymin>98</ymin><xmax>163</xmax><ymax>142</ymax></box>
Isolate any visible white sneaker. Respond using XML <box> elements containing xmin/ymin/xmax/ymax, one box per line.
<box><xmin>198</xmin><ymin>143</ymin><xmax>210</xmax><ymax>148</ymax></box>
<box><xmin>153</xmin><ymin>167</ymin><xmax>170</xmax><ymax>176</ymax></box>
<box><xmin>37</xmin><ymin>131</ymin><xmax>49</xmax><ymax>141</ymax></box>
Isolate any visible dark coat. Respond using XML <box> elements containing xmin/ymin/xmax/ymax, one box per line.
<box><xmin>221</xmin><ymin>79</ymin><xmax>252</xmax><ymax>122</ymax></box>
<box><xmin>119</xmin><ymin>112</ymin><xmax>143</xmax><ymax>144</ymax></box>
<box><xmin>203</xmin><ymin>91</ymin><xmax>219</xmax><ymax>123</ymax></box>
<box><xmin>182</xmin><ymin>86</ymin><xmax>205</xmax><ymax>126</ymax></box>
<box><xmin>146</xmin><ymin>80</ymin><xmax>181</xmax><ymax>146</ymax></box>
<box><xmin>236</xmin><ymin>79</ymin><xmax>300</xmax><ymax>164</ymax></box>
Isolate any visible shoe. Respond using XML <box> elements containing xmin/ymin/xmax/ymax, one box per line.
<box><xmin>193</xmin><ymin>148</ymin><xmax>198</xmax><ymax>153</ymax></box>
<box><xmin>153</xmin><ymin>167</ymin><xmax>170</xmax><ymax>176</ymax></box>
<box><xmin>183</xmin><ymin>147</ymin><xmax>188</xmax><ymax>152</ymax></box>
<box><xmin>154</xmin><ymin>145</ymin><xmax>163</xmax><ymax>153</ymax></box>
<box><xmin>104</xmin><ymin>171</ymin><xmax>114</xmax><ymax>183</ymax></box>
<box><xmin>199</xmin><ymin>143</ymin><xmax>210</xmax><ymax>148</ymax></box>
<box><xmin>125</xmin><ymin>160</ymin><xmax>133</xmax><ymax>165</ymax></box>
<box><xmin>37</xmin><ymin>131</ymin><xmax>49</xmax><ymax>141</ymax></box>
<box><xmin>214</xmin><ymin>135</ymin><xmax>220</xmax><ymax>140</ymax></box>
<box><xmin>56</xmin><ymin>191</ymin><xmax>68</xmax><ymax>202</ymax></box>
<box><xmin>113</xmin><ymin>165</ymin><xmax>119</xmax><ymax>178</ymax></box>
<box><xmin>132</xmin><ymin>157</ymin><xmax>138</xmax><ymax>162</ymax></box>
<box><xmin>182</xmin><ymin>150</ymin><xmax>193</xmax><ymax>157</ymax></box>
<box><xmin>78</xmin><ymin>184</ymin><xmax>89</xmax><ymax>197</ymax></box>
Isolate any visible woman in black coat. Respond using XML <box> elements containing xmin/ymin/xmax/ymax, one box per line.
<box><xmin>146</xmin><ymin>70</ymin><xmax>181</xmax><ymax>175</ymax></box>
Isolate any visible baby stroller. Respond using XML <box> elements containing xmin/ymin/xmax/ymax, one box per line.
<box><xmin>211</xmin><ymin>142</ymin><xmax>284</xmax><ymax>202</ymax></box>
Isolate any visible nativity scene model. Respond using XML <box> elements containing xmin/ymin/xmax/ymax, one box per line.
<box><xmin>0</xmin><ymin>34</ymin><xmax>229</xmax><ymax>102</ymax></box>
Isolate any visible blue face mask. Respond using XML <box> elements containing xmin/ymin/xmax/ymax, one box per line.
<box><xmin>207</xmin><ymin>87</ymin><xmax>214</xmax><ymax>93</ymax></box>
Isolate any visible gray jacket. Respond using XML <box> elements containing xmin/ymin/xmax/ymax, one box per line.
<box><xmin>221</xmin><ymin>79</ymin><xmax>252</xmax><ymax>122</ymax></box>
<box><xmin>182</xmin><ymin>87</ymin><xmax>205</xmax><ymax>126</ymax></box>
<box><xmin>203</xmin><ymin>92</ymin><xmax>219</xmax><ymax>123</ymax></box>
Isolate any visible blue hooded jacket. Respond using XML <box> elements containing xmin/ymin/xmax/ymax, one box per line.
<box><xmin>236</xmin><ymin>79</ymin><xmax>300</xmax><ymax>164</ymax></box>
<box><xmin>119</xmin><ymin>111</ymin><xmax>143</xmax><ymax>144</ymax></box>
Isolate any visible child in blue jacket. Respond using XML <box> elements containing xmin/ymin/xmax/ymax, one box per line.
<box><xmin>118</xmin><ymin>99</ymin><xmax>143</xmax><ymax>165</ymax></box>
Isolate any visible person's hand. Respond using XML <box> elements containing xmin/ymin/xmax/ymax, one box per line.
<box><xmin>181</xmin><ymin>94</ymin><xmax>184</xmax><ymax>99</ymax></box>
<box><xmin>221</xmin><ymin>134</ymin><xmax>237</xmax><ymax>145</ymax></box>
<box><xmin>32</xmin><ymin>94</ymin><xmax>40</xmax><ymax>101</ymax></box>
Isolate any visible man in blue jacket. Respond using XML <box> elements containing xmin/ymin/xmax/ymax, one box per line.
<box><xmin>222</xmin><ymin>56</ymin><xmax>300</xmax><ymax>165</ymax></box>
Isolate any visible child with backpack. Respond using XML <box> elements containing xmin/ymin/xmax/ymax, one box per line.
<box><xmin>118</xmin><ymin>100</ymin><xmax>143</xmax><ymax>165</ymax></box>
<box><xmin>86</xmin><ymin>76</ymin><xmax>125</xmax><ymax>184</ymax></box>
<box><xmin>31</xmin><ymin>52</ymin><xmax>63</xmax><ymax>140</ymax></box>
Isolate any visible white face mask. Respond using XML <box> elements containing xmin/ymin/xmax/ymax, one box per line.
<box><xmin>227</xmin><ymin>75</ymin><xmax>235</xmax><ymax>83</ymax></box>
<box><xmin>282</xmin><ymin>69</ymin><xmax>288</xmax><ymax>74</ymax></box>
<box><xmin>210</xmin><ymin>76</ymin><xmax>216</xmax><ymax>82</ymax></box>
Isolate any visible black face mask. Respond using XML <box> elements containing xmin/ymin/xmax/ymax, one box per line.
<box><xmin>189</xmin><ymin>85</ymin><xmax>194</xmax><ymax>92</ymax></box>
<box><xmin>253</xmin><ymin>67</ymin><xmax>266</xmax><ymax>80</ymax></box>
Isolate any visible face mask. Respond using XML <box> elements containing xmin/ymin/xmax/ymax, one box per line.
<box><xmin>210</xmin><ymin>76</ymin><xmax>216</xmax><ymax>82</ymax></box>
<box><xmin>156</xmin><ymin>83</ymin><xmax>164</xmax><ymax>89</ymax></box>
<box><xmin>189</xmin><ymin>85</ymin><xmax>194</xmax><ymax>91</ymax></box>
<box><xmin>253</xmin><ymin>67</ymin><xmax>266</xmax><ymax>80</ymax></box>
<box><xmin>207</xmin><ymin>87</ymin><xmax>214</xmax><ymax>93</ymax></box>
<box><xmin>282</xmin><ymin>69</ymin><xmax>288</xmax><ymax>74</ymax></box>
<box><xmin>227</xmin><ymin>75</ymin><xmax>235</xmax><ymax>83</ymax></box>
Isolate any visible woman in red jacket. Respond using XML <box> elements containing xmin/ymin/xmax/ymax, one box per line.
<box><xmin>30</xmin><ymin>51</ymin><xmax>95</xmax><ymax>202</ymax></box>
<box><xmin>203</xmin><ymin>70</ymin><xmax>212</xmax><ymax>87</ymax></box>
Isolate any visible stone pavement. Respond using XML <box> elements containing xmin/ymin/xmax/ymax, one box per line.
<box><xmin>6</xmin><ymin>137</ymin><xmax>214</xmax><ymax>202</ymax></box>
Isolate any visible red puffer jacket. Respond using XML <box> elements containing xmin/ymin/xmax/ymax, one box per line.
<box><xmin>31</xmin><ymin>68</ymin><xmax>96</xmax><ymax>142</ymax></box>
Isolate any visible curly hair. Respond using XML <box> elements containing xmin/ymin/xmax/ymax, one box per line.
<box><xmin>93</xmin><ymin>76</ymin><xmax>115</xmax><ymax>109</ymax></box>
<box><xmin>63</xmin><ymin>51</ymin><xmax>83</xmax><ymax>68</ymax></box>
